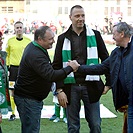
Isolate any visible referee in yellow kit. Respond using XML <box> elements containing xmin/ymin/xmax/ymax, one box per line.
<box><xmin>6</xmin><ymin>21</ymin><xmax>31</xmax><ymax>121</ymax></box>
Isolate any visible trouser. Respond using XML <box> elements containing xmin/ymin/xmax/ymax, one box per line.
<box><xmin>66</xmin><ymin>85</ymin><xmax>101</xmax><ymax>133</ymax></box>
<box><xmin>127</xmin><ymin>105</ymin><xmax>133</xmax><ymax>133</ymax></box>
<box><xmin>9</xmin><ymin>65</ymin><xmax>19</xmax><ymax>115</ymax></box>
<box><xmin>127</xmin><ymin>81</ymin><xmax>133</xmax><ymax>133</ymax></box>
<box><xmin>14</xmin><ymin>95</ymin><xmax>43</xmax><ymax>133</ymax></box>
<box><xmin>0</xmin><ymin>126</ymin><xmax>2</xmax><ymax>133</ymax></box>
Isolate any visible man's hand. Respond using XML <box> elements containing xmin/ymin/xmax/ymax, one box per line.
<box><xmin>57</xmin><ymin>91</ymin><xmax>68</xmax><ymax>108</ymax></box>
<box><xmin>67</xmin><ymin>60</ymin><xmax>80</xmax><ymax>72</ymax></box>
<box><xmin>102</xmin><ymin>86</ymin><xmax>111</xmax><ymax>95</ymax></box>
<box><xmin>118</xmin><ymin>105</ymin><xmax>128</xmax><ymax>113</ymax></box>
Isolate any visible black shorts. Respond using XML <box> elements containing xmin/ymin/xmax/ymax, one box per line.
<box><xmin>9</xmin><ymin>65</ymin><xmax>19</xmax><ymax>90</ymax></box>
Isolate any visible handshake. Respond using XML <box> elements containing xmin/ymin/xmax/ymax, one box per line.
<box><xmin>67</xmin><ymin>60</ymin><xmax>80</xmax><ymax>72</ymax></box>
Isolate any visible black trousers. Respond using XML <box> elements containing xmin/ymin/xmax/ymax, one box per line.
<box><xmin>0</xmin><ymin>126</ymin><xmax>2</xmax><ymax>133</ymax></box>
<box><xmin>9</xmin><ymin>65</ymin><xmax>19</xmax><ymax>90</ymax></box>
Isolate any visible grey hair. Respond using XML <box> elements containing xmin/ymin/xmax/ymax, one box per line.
<box><xmin>34</xmin><ymin>26</ymin><xmax>50</xmax><ymax>41</ymax></box>
<box><xmin>113</xmin><ymin>22</ymin><xmax>133</xmax><ymax>37</ymax></box>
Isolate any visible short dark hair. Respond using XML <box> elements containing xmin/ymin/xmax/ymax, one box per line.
<box><xmin>34</xmin><ymin>26</ymin><xmax>50</xmax><ymax>41</ymax></box>
<box><xmin>70</xmin><ymin>5</ymin><xmax>83</xmax><ymax>15</ymax></box>
<box><xmin>14</xmin><ymin>21</ymin><xmax>23</xmax><ymax>26</ymax></box>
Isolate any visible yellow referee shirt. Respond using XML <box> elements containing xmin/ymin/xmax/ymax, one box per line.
<box><xmin>6</xmin><ymin>36</ymin><xmax>31</xmax><ymax>66</ymax></box>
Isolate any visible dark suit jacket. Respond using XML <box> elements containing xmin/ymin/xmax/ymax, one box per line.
<box><xmin>52</xmin><ymin>24</ymin><xmax>110</xmax><ymax>104</ymax></box>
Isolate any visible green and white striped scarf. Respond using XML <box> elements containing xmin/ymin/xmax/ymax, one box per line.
<box><xmin>62</xmin><ymin>25</ymin><xmax>100</xmax><ymax>84</ymax></box>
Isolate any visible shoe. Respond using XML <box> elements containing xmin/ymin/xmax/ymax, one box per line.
<box><xmin>53</xmin><ymin>117</ymin><xmax>60</xmax><ymax>123</ymax></box>
<box><xmin>63</xmin><ymin>117</ymin><xmax>67</xmax><ymax>124</ymax></box>
<box><xmin>49</xmin><ymin>114</ymin><xmax>57</xmax><ymax>121</ymax></box>
<box><xmin>8</xmin><ymin>114</ymin><xmax>16</xmax><ymax>121</ymax></box>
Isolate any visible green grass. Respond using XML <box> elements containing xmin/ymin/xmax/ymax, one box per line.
<box><xmin>1</xmin><ymin>44</ymin><xmax>124</xmax><ymax>133</ymax></box>
<box><xmin>100</xmin><ymin>91</ymin><xmax>123</xmax><ymax>133</ymax></box>
<box><xmin>1</xmin><ymin>91</ymin><xmax>124</xmax><ymax>133</ymax></box>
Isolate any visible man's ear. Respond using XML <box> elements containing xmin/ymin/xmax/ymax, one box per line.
<box><xmin>38</xmin><ymin>36</ymin><xmax>44</xmax><ymax>45</ymax></box>
<box><xmin>69</xmin><ymin>15</ymin><xmax>72</xmax><ymax>21</ymax></box>
<box><xmin>120</xmin><ymin>31</ymin><xmax>124</xmax><ymax>38</ymax></box>
<box><xmin>38</xmin><ymin>36</ymin><xmax>42</xmax><ymax>41</ymax></box>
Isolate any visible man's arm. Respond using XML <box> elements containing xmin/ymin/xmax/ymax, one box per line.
<box><xmin>52</xmin><ymin>35</ymin><xmax>65</xmax><ymax>88</ymax></box>
<box><xmin>77</xmin><ymin>57</ymin><xmax>110</xmax><ymax>75</ymax></box>
<box><xmin>77</xmin><ymin>56</ymin><xmax>111</xmax><ymax>94</ymax></box>
<box><xmin>52</xmin><ymin>35</ymin><xmax>68</xmax><ymax>107</ymax></box>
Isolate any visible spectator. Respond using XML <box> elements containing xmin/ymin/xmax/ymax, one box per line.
<box><xmin>52</xmin><ymin>83</ymin><xmax>67</xmax><ymax>123</ymax></box>
<box><xmin>0</xmin><ymin>31</ymin><xmax>10</xmax><ymax>133</ymax></box>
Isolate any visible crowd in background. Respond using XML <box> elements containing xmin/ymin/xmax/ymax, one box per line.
<box><xmin>0</xmin><ymin>19</ymin><xmax>67</xmax><ymax>36</ymax></box>
<box><xmin>1</xmin><ymin>15</ymin><xmax>133</xmax><ymax>36</ymax></box>
<box><xmin>0</xmin><ymin>5</ymin><xmax>133</xmax><ymax>133</ymax></box>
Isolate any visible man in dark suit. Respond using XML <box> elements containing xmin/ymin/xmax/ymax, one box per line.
<box><xmin>52</xmin><ymin>5</ymin><xmax>110</xmax><ymax>133</ymax></box>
